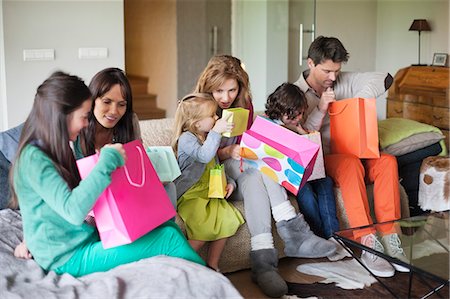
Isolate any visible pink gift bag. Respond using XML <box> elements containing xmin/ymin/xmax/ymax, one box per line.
<box><xmin>240</xmin><ymin>116</ymin><xmax>319</xmax><ymax>195</ymax></box>
<box><xmin>77</xmin><ymin>140</ymin><xmax>176</xmax><ymax>249</ymax></box>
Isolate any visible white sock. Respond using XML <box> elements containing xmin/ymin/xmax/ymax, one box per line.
<box><xmin>272</xmin><ymin>200</ymin><xmax>296</xmax><ymax>222</ymax></box>
<box><xmin>251</xmin><ymin>233</ymin><xmax>274</xmax><ymax>251</ymax></box>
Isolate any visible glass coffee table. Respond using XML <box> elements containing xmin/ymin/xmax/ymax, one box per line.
<box><xmin>333</xmin><ymin>211</ymin><xmax>449</xmax><ymax>299</ymax></box>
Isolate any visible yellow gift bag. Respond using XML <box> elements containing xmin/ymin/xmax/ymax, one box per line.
<box><xmin>208</xmin><ymin>164</ymin><xmax>227</xmax><ymax>198</ymax></box>
<box><xmin>222</xmin><ymin>108</ymin><xmax>249</xmax><ymax>137</ymax></box>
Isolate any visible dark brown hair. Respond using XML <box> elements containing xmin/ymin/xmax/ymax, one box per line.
<box><xmin>308</xmin><ymin>36</ymin><xmax>349</xmax><ymax>65</ymax></box>
<box><xmin>81</xmin><ymin>68</ymin><xmax>136</xmax><ymax>156</ymax></box>
<box><xmin>10</xmin><ymin>71</ymin><xmax>91</xmax><ymax>207</ymax></box>
<box><xmin>265</xmin><ymin>83</ymin><xmax>308</xmax><ymax>121</ymax></box>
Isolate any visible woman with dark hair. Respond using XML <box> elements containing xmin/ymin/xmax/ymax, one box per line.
<box><xmin>10</xmin><ymin>71</ymin><xmax>204</xmax><ymax>277</ymax></box>
<box><xmin>78</xmin><ymin>67</ymin><xmax>139</xmax><ymax>157</ymax></box>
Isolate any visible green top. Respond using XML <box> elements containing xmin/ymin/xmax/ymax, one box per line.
<box><xmin>14</xmin><ymin>144</ymin><xmax>124</xmax><ymax>270</ymax></box>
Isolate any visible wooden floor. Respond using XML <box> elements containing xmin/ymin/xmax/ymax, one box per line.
<box><xmin>225</xmin><ymin>256</ymin><xmax>450</xmax><ymax>299</ymax></box>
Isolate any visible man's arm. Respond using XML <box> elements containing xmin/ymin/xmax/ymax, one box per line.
<box><xmin>335</xmin><ymin>72</ymin><xmax>393</xmax><ymax>99</ymax></box>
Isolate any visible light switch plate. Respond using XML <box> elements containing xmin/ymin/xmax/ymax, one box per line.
<box><xmin>78</xmin><ymin>47</ymin><xmax>108</xmax><ymax>59</ymax></box>
<box><xmin>23</xmin><ymin>49</ymin><xmax>55</xmax><ymax>61</ymax></box>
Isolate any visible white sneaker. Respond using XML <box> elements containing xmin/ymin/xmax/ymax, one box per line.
<box><xmin>360</xmin><ymin>233</ymin><xmax>395</xmax><ymax>277</ymax></box>
<box><xmin>327</xmin><ymin>237</ymin><xmax>352</xmax><ymax>261</ymax></box>
<box><xmin>381</xmin><ymin>233</ymin><xmax>410</xmax><ymax>272</ymax></box>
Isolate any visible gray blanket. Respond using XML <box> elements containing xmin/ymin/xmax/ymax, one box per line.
<box><xmin>0</xmin><ymin>209</ymin><xmax>242</xmax><ymax>299</ymax></box>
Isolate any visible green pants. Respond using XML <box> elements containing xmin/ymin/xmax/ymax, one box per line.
<box><xmin>54</xmin><ymin>221</ymin><xmax>205</xmax><ymax>277</ymax></box>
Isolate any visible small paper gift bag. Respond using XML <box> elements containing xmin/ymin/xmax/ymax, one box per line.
<box><xmin>329</xmin><ymin>98</ymin><xmax>380</xmax><ymax>158</ymax></box>
<box><xmin>208</xmin><ymin>164</ymin><xmax>227</xmax><ymax>198</ymax></box>
<box><xmin>222</xmin><ymin>108</ymin><xmax>250</xmax><ymax>137</ymax></box>
<box><xmin>300</xmin><ymin>131</ymin><xmax>326</xmax><ymax>181</ymax></box>
<box><xmin>146</xmin><ymin>146</ymin><xmax>181</xmax><ymax>182</ymax></box>
<box><xmin>240</xmin><ymin>116</ymin><xmax>319</xmax><ymax>195</ymax></box>
<box><xmin>77</xmin><ymin>140</ymin><xmax>176</xmax><ymax>249</ymax></box>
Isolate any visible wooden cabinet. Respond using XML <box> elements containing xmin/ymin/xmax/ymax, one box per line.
<box><xmin>387</xmin><ymin>66</ymin><xmax>450</xmax><ymax>151</ymax></box>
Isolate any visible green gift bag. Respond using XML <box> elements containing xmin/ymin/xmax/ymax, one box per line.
<box><xmin>222</xmin><ymin>108</ymin><xmax>249</xmax><ymax>137</ymax></box>
<box><xmin>146</xmin><ymin>146</ymin><xmax>181</xmax><ymax>182</ymax></box>
<box><xmin>208</xmin><ymin>164</ymin><xmax>227</xmax><ymax>198</ymax></box>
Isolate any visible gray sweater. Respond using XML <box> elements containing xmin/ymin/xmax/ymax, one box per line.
<box><xmin>174</xmin><ymin>130</ymin><xmax>235</xmax><ymax>199</ymax></box>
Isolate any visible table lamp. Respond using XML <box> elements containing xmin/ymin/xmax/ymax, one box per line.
<box><xmin>409</xmin><ymin>19</ymin><xmax>431</xmax><ymax>66</ymax></box>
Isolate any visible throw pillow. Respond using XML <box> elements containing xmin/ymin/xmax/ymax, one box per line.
<box><xmin>382</xmin><ymin>132</ymin><xmax>444</xmax><ymax>156</ymax></box>
<box><xmin>378</xmin><ymin>118</ymin><xmax>447</xmax><ymax>156</ymax></box>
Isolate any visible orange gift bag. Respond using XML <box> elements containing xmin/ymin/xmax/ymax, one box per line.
<box><xmin>329</xmin><ymin>98</ymin><xmax>380</xmax><ymax>158</ymax></box>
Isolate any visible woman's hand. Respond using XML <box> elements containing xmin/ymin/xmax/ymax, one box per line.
<box><xmin>14</xmin><ymin>241</ymin><xmax>32</xmax><ymax>259</ymax></box>
<box><xmin>103</xmin><ymin>143</ymin><xmax>127</xmax><ymax>163</ymax></box>
<box><xmin>227</xmin><ymin>144</ymin><xmax>241</xmax><ymax>160</ymax></box>
<box><xmin>225</xmin><ymin>183</ymin><xmax>235</xmax><ymax>199</ymax></box>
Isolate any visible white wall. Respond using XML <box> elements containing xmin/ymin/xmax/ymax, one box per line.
<box><xmin>1</xmin><ymin>0</ymin><xmax>124</xmax><ymax>129</ymax></box>
<box><xmin>233</xmin><ymin>0</ymin><xmax>290</xmax><ymax>112</ymax></box>
<box><xmin>376</xmin><ymin>0</ymin><xmax>449</xmax><ymax>76</ymax></box>
<box><xmin>375</xmin><ymin>0</ymin><xmax>449</xmax><ymax>119</ymax></box>
<box><xmin>0</xmin><ymin>0</ymin><xmax>7</xmax><ymax>131</ymax></box>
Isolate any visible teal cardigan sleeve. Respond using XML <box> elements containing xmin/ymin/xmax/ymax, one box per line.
<box><xmin>16</xmin><ymin>145</ymin><xmax>124</xmax><ymax>225</ymax></box>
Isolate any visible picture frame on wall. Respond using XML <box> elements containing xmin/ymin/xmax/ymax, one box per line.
<box><xmin>432</xmin><ymin>53</ymin><xmax>448</xmax><ymax>66</ymax></box>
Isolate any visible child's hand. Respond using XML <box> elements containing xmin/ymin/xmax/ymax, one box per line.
<box><xmin>103</xmin><ymin>143</ymin><xmax>127</xmax><ymax>163</ymax></box>
<box><xmin>296</xmin><ymin>124</ymin><xmax>309</xmax><ymax>135</ymax></box>
<box><xmin>225</xmin><ymin>183</ymin><xmax>234</xmax><ymax>199</ymax></box>
<box><xmin>14</xmin><ymin>241</ymin><xmax>32</xmax><ymax>259</ymax></box>
<box><xmin>212</xmin><ymin>114</ymin><xmax>234</xmax><ymax>134</ymax></box>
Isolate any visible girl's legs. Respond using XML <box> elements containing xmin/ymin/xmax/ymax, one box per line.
<box><xmin>189</xmin><ymin>239</ymin><xmax>206</xmax><ymax>252</ymax></box>
<box><xmin>54</xmin><ymin>221</ymin><xmax>205</xmax><ymax>277</ymax></box>
<box><xmin>207</xmin><ymin>238</ymin><xmax>227</xmax><ymax>271</ymax></box>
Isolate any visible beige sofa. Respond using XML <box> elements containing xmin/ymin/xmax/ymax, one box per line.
<box><xmin>139</xmin><ymin>118</ymin><xmax>410</xmax><ymax>273</ymax></box>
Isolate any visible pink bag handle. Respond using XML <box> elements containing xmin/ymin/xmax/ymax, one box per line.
<box><xmin>123</xmin><ymin>146</ymin><xmax>145</xmax><ymax>187</ymax></box>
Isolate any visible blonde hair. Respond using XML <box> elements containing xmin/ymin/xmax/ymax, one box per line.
<box><xmin>171</xmin><ymin>93</ymin><xmax>218</xmax><ymax>154</ymax></box>
<box><xmin>194</xmin><ymin>55</ymin><xmax>252</xmax><ymax>112</ymax></box>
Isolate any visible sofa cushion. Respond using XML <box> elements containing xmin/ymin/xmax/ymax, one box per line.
<box><xmin>139</xmin><ymin>118</ymin><xmax>174</xmax><ymax>147</ymax></box>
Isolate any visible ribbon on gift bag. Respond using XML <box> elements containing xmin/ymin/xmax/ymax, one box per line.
<box><xmin>222</xmin><ymin>108</ymin><xmax>250</xmax><ymax>138</ymax></box>
<box><xmin>329</xmin><ymin>98</ymin><xmax>380</xmax><ymax>158</ymax></box>
<box><xmin>208</xmin><ymin>164</ymin><xmax>227</xmax><ymax>198</ymax></box>
<box><xmin>146</xmin><ymin>146</ymin><xmax>181</xmax><ymax>182</ymax></box>
<box><xmin>77</xmin><ymin>140</ymin><xmax>176</xmax><ymax>249</ymax></box>
<box><xmin>239</xmin><ymin>116</ymin><xmax>319</xmax><ymax>195</ymax></box>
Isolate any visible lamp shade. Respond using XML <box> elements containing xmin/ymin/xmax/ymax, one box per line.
<box><xmin>409</xmin><ymin>19</ymin><xmax>431</xmax><ymax>31</ymax></box>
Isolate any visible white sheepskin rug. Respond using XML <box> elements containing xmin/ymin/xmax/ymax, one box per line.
<box><xmin>296</xmin><ymin>259</ymin><xmax>377</xmax><ymax>290</ymax></box>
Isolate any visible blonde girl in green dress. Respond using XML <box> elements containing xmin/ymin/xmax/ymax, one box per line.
<box><xmin>172</xmin><ymin>93</ymin><xmax>245</xmax><ymax>272</ymax></box>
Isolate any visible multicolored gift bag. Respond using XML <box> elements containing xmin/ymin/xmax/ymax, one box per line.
<box><xmin>208</xmin><ymin>164</ymin><xmax>227</xmax><ymax>198</ymax></box>
<box><xmin>222</xmin><ymin>108</ymin><xmax>250</xmax><ymax>137</ymax></box>
<box><xmin>240</xmin><ymin>116</ymin><xmax>319</xmax><ymax>195</ymax></box>
<box><xmin>146</xmin><ymin>146</ymin><xmax>181</xmax><ymax>182</ymax></box>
